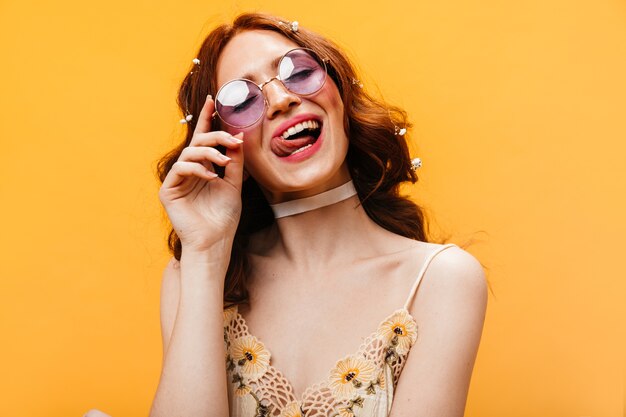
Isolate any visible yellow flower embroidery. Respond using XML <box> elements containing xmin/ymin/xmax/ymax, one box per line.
<box><xmin>230</xmin><ymin>335</ymin><xmax>271</xmax><ymax>381</ymax></box>
<box><xmin>365</xmin><ymin>367</ymin><xmax>387</xmax><ymax>394</ymax></box>
<box><xmin>328</xmin><ymin>355</ymin><xmax>376</xmax><ymax>400</ymax></box>
<box><xmin>230</xmin><ymin>372</ymin><xmax>252</xmax><ymax>396</ymax></box>
<box><xmin>375</xmin><ymin>309</ymin><xmax>417</xmax><ymax>355</ymax></box>
<box><xmin>223</xmin><ymin>305</ymin><xmax>237</xmax><ymax>326</ymax></box>
<box><xmin>337</xmin><ymin>408</ymin><xmax>354</xmax><ymax>417</ymax></box>
<box><xmin>378</xmin><ymin>369</ymin><xmax>386</xmax><ymax>389</ymax></box>
<box><xmin>279</xmin><ymin>401</ymin><xmax>303</xmax><ymax>417</ymax></box>
<box><xmin>235</xmin><ymin>383</ymin><xmax>251</xmax><ymax>397</ymax></box>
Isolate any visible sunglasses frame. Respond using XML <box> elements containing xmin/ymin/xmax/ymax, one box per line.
<box><xmin>211</xmin><ymin>47</ymin><xmax>329</xmax><ymax>128</ymax></box>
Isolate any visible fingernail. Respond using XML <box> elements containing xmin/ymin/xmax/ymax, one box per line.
<box><xmin>220</xmin><ymin>154</ymin><xmax>232</xmax><ymax>161</ymax></box>
<box><xmin>207</xmin><ymin>94</ymin><xmax>212</xmax><ymax>100</ymax></box>
<box><xmin>230</xmin><ymin>136</ymin><xmax>244</xmax><ymax>144</ymax></box>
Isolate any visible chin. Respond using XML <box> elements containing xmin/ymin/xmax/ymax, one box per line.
<box><xmin>264</xmin><ymin>162</ymin><xmax>351</xmax><ymax>198</ymax></box>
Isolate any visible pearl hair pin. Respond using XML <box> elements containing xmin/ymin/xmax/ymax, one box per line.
<box><xmin>411</xmin><ymin>158</ymin><xmax>422</xmax><ymax>170</ymax></box>
<box><xmin>180</xmin><ymin>58</ymin><xmax>201</xmax><ymax>124</ymax></box>
<box><xmin>394</xmin><ymin>126</ymin><xmax>407</xmax><ymax>136</ymax></box>
<box><xmin>279</xmin><ymin>20</ymin><xmax>299</xmax><ymax>32</ymax></box>
<box><xmin>391</xmin><ymin>124</ymin><xmax>420</xmax><ymax>170</ymax></box>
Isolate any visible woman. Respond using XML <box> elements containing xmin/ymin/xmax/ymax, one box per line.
<box><xmin>150</xmin><ymin>12</ymin><xmax>487</xmax><ymax>417</ymax></box>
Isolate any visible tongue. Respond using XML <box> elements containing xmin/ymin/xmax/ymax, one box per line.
<box><xmin>271</xmin><ymin>135</ymin><xmax>317</xmax><ymax>157</ymax></box>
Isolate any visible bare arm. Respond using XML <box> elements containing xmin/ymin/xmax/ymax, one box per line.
<box><xmin>149</xmin><ymin>252</ymin><xmax>231</xmax><ymax>417</ymax></box>
<box><xmin>389</xmin><ymin>246</ymin><xmax>488</xmax><ymax>417</ymax></box>
<box><xmin>149</xmin><ymin>96</ymin><xmax>245</xmax><ymax>417</ymax></box>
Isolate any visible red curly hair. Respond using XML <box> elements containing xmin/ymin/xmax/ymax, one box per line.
<box><xmin>156</xmin><ymin>12</ymin><xmax>432</xmax><ymax>308</ymax></box>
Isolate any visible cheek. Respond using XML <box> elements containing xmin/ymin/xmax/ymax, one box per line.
<box><xmin>317</xmin><ymin>83</ymin><xmax>345</xmax><ymax>125</ymax></box>
<box><xmin>318</xmin><ymin>84</ymin><xmax>347</xmax><ymax>143</ymax></box>
<box><xmin>223</xmin><ymin>125</ymin><xmax>244</xmax><ymax>135</ymax></box>
<box><xmin>318</xmin><ymin>82</ymin><xmax>344</xmax><ymax>108</ymax></box>
<box><xmin>227</xmin><ymin>124</ymin><xmax>263</xmax><ymax>172</ymax></box>
<box><xmin>329</xmin><ymin>87</ymin><xmax>344</xmax><ymax>110</ymax></box>
<box><xmin>223</xmin><ymin>124</ymin><xmax>259</xmax><ymax>141</ymax></box>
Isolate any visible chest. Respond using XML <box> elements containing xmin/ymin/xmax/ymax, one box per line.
<box><xmin>231</xmin><ymin>259</ymin><xmax>418</xmax><ymax>401</ymax></box>
<box><xmin>224</xmin><ymin>303</ymin><xmax>416</xmax><ymax>416</ymax></box>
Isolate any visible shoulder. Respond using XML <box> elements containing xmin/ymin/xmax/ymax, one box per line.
<box><xmin>389</xmin><ymin>244</ymin><xmax>488</xmax><ymax>415</ymax></box>
<box><xmin>415</xmin><ymin>243</ymin><xmax>487</xmax><ymax>307</ymax></box>
<box><xmin>407</xmin><ymin>242</ymin><xmax>488</xmax><ymax>361</ymax></box>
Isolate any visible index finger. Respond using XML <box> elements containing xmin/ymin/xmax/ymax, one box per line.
<box><xmin>193</xmin><ymin>94</ymin><xmax>215</xmax><ymax>135</ymax></box>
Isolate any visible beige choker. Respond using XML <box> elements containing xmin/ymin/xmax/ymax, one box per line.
<box><xmin>269</xmin><ymin>180</ymin><xmax>358</xmax><ymax>219</ymax></box>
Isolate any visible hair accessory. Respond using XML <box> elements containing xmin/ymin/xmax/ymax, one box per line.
<box><xmin>394</xmin><ymin>126</ymin><xmax>407</xmax><ymax>136</ymax></box>
<box><xmin>279</xmin><ymin>20</ymin><xmax>299</xmax><ymax>32</ymax></box>
<box><xmin>180</xmin><ymin>59</ymin><xmax>202</xmax><ymax>124</ymax></box>
<box><xmin>270</xmin><ymin>180</ymin><xmax>358</xmax><ymax>219</ymax></box>
<box><xmin>180</xmin><ymin>114</ymin><xmax>193</xmax><ymax>124</ymax></box>
<box><xmin>351</xmin><ymin>78</ymin><xmax>364</xmax><ymax>88</ymax></box>
<box><xmin>189</xmin><ymin>58</ymin><xmax>200</xmax><ymax>75</ymax></box>
<box><xmin>411</xmin><ymin>157</ymin><xmax>422</xmax><ymax>170</ymax></box>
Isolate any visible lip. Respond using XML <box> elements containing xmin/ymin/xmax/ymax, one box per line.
<box><xmin>271</xmin><ymin>113</ymin><xmax>322</xmax><ymax>139</ymax></box>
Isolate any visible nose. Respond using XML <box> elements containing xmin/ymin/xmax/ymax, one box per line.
<box><xmin>262</xmin><ymin>79</ymin><xmax>301</xmax><ymax>119</ymax></box>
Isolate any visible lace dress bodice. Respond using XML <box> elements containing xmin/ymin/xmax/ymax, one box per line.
<box><xmin>222</xmin><ymin>244</ymin><xmax>457</xmax><ymax>417</ymax></box>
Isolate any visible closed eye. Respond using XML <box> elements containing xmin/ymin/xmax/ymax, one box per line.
<box><xmin>233</xmin><ymin>94</ymin><xmax>261</xmax><ymax>113</ymax></box>
<box><xmin>285</xmin><ymin>68</ymin><xmax>315</xmax><ymax>82</ymax></box>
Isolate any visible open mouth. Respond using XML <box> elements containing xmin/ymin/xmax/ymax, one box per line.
<box><xmin>270</xmin><ymin>119</ymin><xmax>322</xmax><ymax>157</ymax></box>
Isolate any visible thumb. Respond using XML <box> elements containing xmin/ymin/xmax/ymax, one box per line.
<box><xmin>223</xmin><ymin>132</ymin><xmax>245</xmax><ymax>190</ymax></box>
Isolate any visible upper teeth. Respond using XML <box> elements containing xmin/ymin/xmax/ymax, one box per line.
<box><xmin>281</xmin><ymin>120</ymin><xmax>320</xmax><ymax>139</ymax></box>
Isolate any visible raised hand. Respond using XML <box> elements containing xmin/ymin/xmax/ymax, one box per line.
<box><xmin>159</xmin><ymin>95</ymin><xmax>245</xmax><ymax>253</ymax></box>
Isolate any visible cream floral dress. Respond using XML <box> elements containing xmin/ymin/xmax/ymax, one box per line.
<box><xmin>222</xmin><ymin>244</ymin><xmax>457</xmax><ymax>417</ymax></box>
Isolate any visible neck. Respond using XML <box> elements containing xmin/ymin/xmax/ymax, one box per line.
<box><xmin>251</xmin><ymin>193</ymin><xmax>389</xmax><ymax>273</ymax></box>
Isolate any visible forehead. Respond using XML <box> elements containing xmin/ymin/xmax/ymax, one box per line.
<box><xmin>216</xmin><ymin>30</ymin><xmax>301</xmax><ymax>87</ymax></box>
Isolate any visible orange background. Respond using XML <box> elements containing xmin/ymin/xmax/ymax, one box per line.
<box><xmin>1</xmin><ymin>0</ymin><xmax>624</xmax><ymax>416</ymax></box>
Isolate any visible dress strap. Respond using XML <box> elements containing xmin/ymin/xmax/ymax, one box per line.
<box><xmin>402</xmin><ymin>243</ymin><xmax>458</xmax><ymax>311</ymax></box>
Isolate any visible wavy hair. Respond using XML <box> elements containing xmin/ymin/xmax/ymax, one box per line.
<box><xmin>156</xmin><ymin>12</ymin><xmax>432</xmax><ymax>308</ymax></box>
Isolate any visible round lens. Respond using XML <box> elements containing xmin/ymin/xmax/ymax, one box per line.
<box><xmin>279</xmin><ymin>49</ymin><xmax>327</xmax><ymax>96</ymax></box>
<box><xmin>215</xmin><ymin>79</ymin><xmax>265</xmax><ymax>127</ymax></box>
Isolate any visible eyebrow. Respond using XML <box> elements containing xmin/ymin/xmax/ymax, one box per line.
<box><xmin>240</xmin><ymin>54</ymin><xmax>284</xmax><ymax>82</ymax></box>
